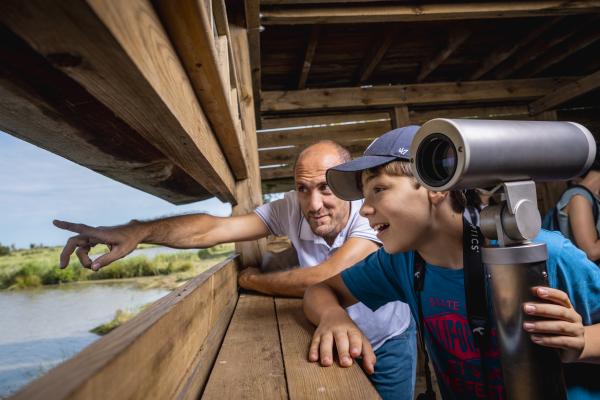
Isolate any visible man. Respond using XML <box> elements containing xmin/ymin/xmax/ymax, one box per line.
<box><xmin>54</xmin><ymin>141</ymin><xmax>416</xmax><ymax>399</ymax></box>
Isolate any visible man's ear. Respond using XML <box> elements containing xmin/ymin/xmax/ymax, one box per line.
<box><xmin>428</xmin><ymin>190</ymin><xmax>449</xmax><ymax>206</ymax></box>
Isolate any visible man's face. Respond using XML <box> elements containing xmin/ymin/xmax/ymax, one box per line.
<box><xmin>295</xmin><ymin>148</ymin><xmax>350</xmax><ymax>241</ymax></box>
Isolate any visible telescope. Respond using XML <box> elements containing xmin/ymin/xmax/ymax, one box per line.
<box><xmin>410</xmin><ymin>119</ymin><xmax>596</xmax><ymax>400</ymax></box>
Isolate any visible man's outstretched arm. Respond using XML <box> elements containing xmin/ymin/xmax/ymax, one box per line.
<box><xmin>238</xmin><ymin>237</ymin><xmax>379</xmax><ymax>297</ymax></box>
<box><xmin>54</xmin><ymin>213</ymin><xmax>270</xmax><ymax>270</ymax></box>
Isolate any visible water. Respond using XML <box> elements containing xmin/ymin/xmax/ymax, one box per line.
<box><xmin>0</xmin><ymin>284</ymin><xmax>169</xmax><ymax>398</ymax></box>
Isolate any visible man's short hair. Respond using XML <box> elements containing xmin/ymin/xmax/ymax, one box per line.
<box><xmin>293</xmin><ymin>140</ymin><xmax>352</xmax><ymax>173</ymax></box>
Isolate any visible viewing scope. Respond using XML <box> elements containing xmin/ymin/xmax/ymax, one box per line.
<box><xmin>410</xmin><ymin>118</ymin><xmax>596</xmax><ymax>192</ymax></box>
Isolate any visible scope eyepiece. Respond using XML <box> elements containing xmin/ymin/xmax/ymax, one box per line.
<box><xmin>415</xmin><ymin>133</ymin><xmax>458</xmax><ymax>188</ymax></box>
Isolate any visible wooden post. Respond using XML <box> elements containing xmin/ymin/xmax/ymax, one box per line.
<box><xmin>392</xmin><ymin>106</ymin><xmax>410</xmax><ymax>128</ymax></box>
<box><xmin>230</xmin><ymin>12</ymin><xmax>267</xmax><ymax>267</ymax></box>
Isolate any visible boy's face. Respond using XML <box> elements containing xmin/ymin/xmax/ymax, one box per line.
<box><xmin>360</xmin><ymin>172</ymin><xmax>431</xmax><ymax>253</ymax></box>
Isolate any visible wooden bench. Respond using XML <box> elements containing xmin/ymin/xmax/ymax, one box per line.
<box><xmin>10</xmin><ymin>256</ymin><xmax>379</xmax><ymax>400</ymax></box>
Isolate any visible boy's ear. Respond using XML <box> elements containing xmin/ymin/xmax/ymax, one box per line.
<box><xmin>428</xmin><ymin>190</ymin><xmax>449</xmax><ymax>206</ymax></box>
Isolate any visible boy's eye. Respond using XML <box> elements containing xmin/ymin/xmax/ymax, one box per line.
<box><xmin>374</xmin><ymin>186</ymin><xmax>385</xmax><ymax>193</ymax></box>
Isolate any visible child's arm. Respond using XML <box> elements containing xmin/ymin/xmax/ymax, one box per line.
<box><xmin>523</xmin><ymin>286</ymin><xmax>600</xmax><ymax>363</ymax></box>
<box><xmin>303</xmin><ymin>275</ymin><xmax>377</xmax><ymax>374</ymax></box>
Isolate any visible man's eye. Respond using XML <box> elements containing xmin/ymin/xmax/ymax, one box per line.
<box><xmin>297</xmin><ymin>186</ymin><xmax>307</xmax><ymax>193</ymax></box>
<box><xmin>320</xmin><ymin>184</ymin><xmax>331</xmax><ymax>193</ymax></box>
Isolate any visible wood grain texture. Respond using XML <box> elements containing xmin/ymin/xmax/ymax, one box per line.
<box><xmin>261</xmin><ymin>77</ymin><xmax>574</xmax><ymax>112</ymax></box>
<box><xmin>202</xmin><ymin>294</ymin><xmax>288</xmax><ymax>399</ymax></box>
<box><xmin>529</xmin><ymin>70</ymin><xmax>600</xmax><ymax>114</ymax></box>
<box><xmin>11</xmin><ymin>257</ymin><xmax>240</xmax><ymax>400</ymax></box>
<box><xmin>0</xmin><ymin>0</ymin><xmax>236</xmax><ymax>202</ymax></box>
<box><xmin>416</xmin><ymin>28</ymin><xmax>470</xmax><ymax>82</ymax></box>
<box><xmin>231</xmin><ymin>18</ymin><xmax>268</xmax><ymax>267</ymax></box>
<box><xmin>258</xmin><ymin>119</ymin><xmax>391</xmax><ymax>147</ymax></box>
<box><xmin>392</xmin><ymin>106</ymin><xmax>410</xmax><ymax>128</ymax></box>
<box><xmin>157</xmin><ymin>0</ymin><xmax>249</xmax><ymax>180</ymax></box>
<box><xmin>298</xmin><ymin>26</ymin><xmax>320</xmax><ymax>89</ymax></box>
<box><xmin>357</xmin><ymin>26</ymin><xmax>398</xmax><ymax>84</ymax></box>
<box><xmin>0</xmin><ymin>25</ymin><xmax>210</xmax><ymax>205</ymax></box>
<box><xmin>262</xmin><ymin>111</ymin><xmax>390</xmax><ymax>130</ymax></box>
<box><xmin>261</xmin><ymin>1</ymin><xmax>600</xmax><ymax>25</ymax></box>
<box><xmin>275</xmin><ymin>298</ymin><xmax>381</xmax><ymax>399</ymax></box>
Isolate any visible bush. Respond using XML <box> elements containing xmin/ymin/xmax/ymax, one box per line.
<box><xmin>0</xmin><ymin>243</ymin><xmax>10</xmax><ymax>256</ymax></box>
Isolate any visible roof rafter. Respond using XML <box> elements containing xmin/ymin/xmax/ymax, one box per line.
<box><xmin>417</xmin><ymin>28</ymin><xmax>470</xmax><ymax>82</ymax></box>
<box><xmin>298</xmin><ymin>26</ymin><xmax>320</xmax><ymax>89</ymax></box>
<box><xmin>356</xmin><ymin>26</ymin><xmax>398</xmax><ymax>84</ymax></box>
<box><xmin>529</xmin><ymin>70</ymin><xmax>600</xmax><ymax>114</ymax></box>
<box><xmin>260</xmin><ymin>1</ymin><xmax>600</xmax><ymax>25</ymax></box>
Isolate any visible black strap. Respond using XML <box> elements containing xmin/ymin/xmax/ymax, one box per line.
<box><xmin>413</xmin><ymin>217</ymin><xmax>490</xmax><ymax>399</ymax></box>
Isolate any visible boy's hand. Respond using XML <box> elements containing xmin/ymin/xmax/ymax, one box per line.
<box><xmin>523</xmin><ymin>286</ymin><xmax>585</xmax><ymax>363</ymax></box>
<box><xmin>308</xmin><ymin>308</ymin><xmax>376</xmax><ymax>374</ymax></box>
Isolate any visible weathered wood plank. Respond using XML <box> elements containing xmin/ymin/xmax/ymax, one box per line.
<box><xmin>258</xmin><ymin>119</ymin><xmax>391</xmax><ymax>147</ymax></box>
<box><xmin>392</xmin><ymin>106</ymin><xmax>410</xmax><ymax>128</ymax></box>
<box><xmin>202</xmin><ymin>294</ymin><xmax>288</xmax><ymax>399</ymax></box>
<box><xmin>262</xmin><ymin>177</ymin><xmax>295</xmax><ymax>194</ymax></box>
<box><xmin>0</xmin><ymin>25</ymin><xmax>210</xmax><ymax>205</ymax></box>
<box><xmin>417</xmin><ymin>28</ymin><xmax>470</xmax><ymax>82</ymax></box>
<box><xmin>410</xmin><ymin>104</ymin><xmax>531</xmax><ymax>123</ymax></box>
<box><xmin>529</xmin><ymin>70</ymin><xmax>600</xmax><ymax>114</ymax></box>
<box><xmin>260</xmin><ymin>145</ymin><xmax>364</xmax><ymax>165</ymax></box>
<box><xmin>261</xmin><ymin>78</ymin><xmax>574</xmax><ymax>112</ymax></box>
<box><xmin>262</xmin><ymin>112</ymin><xmax>390</xmax><ymax>130</ymax></box>
<box><xmin>245</xmin><ymin>0</ymin><xmax>262</xmax><ymax>128</ymax></box>
<box><xmin>261</xmin><ymin>1</ymin><xmax>600</xmax><ymax>25</ymax></box>
<box><xmin>275</xmin><ymin>298</ymin><xmax>380</xmax><ymax>399</ymax></box>
<box><xmin>298</xmin><ymin>26</ymin><xmax>320</xmax><ymax>89</ymax></box>
<box><xmin>12</xmin><ymin>257</ymin><xmax>240</xmax><ymax>400</ymax></box>
<box><xmin>0</xmin><ymin>0</ymin><xmax>237</xmax><ymax>202</ymax></box>
<box><xmin>157</xmin><ymin>0</ymin><xmax>249</xmax><ymax>180</ymax></box>
<box><xmin>231</xmin><ymin>17</ymin><xmax>268</xmax><ymax>267</ymax></box>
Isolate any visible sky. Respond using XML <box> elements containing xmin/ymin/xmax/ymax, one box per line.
<box><xmin>0</xmin><ymin>131</ymin><xmax>232</xmax><ymax>249</ymax></box>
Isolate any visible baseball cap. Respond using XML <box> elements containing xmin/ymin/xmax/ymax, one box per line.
<box><xmin>326</xmin><ymin>125</ymin><xmax>421</xmax><ymax>200</ymax></box>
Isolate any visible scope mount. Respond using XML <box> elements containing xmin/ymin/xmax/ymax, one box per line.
<box><xmin>479</xmin><ymin>180</ymin><xmax>541</xmax><ymax>247</ymax></box>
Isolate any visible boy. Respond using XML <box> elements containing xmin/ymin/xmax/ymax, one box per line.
<box><xmin>303</xmin><ymin>126</ymin><xmax>600</xmax><ymax>399</ymax></box>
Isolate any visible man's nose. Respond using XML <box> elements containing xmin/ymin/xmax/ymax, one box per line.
<box><xmin>308</xmin><ymin>191</ymin><xmax>323</xmax><ymax>212</ymax></box>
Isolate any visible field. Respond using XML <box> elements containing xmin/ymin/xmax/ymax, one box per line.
<box><xmin>0</xmin><ymin>243</ymin><xmax>235</xmax><ymax>290</ymax></box>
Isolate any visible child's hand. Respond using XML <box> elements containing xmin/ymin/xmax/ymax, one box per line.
<box><xmin>523</xmin><ymin>286</ymin><xmax>585</xmax><ymax>363</ymax></box>
<box><xmin>308</xmin><ymin>308</ymin><xmax>376</xmax><ymax>374</ymax></box>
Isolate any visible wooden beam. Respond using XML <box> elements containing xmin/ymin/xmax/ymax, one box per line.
<box><xmin>261</xmin><ymin>77</ymin><xmax>575</xmax><ymax>112</ymax></box>
<box><xmin>469</xmin><ymin>17</ymin><xmax>562</xmax><ymax>80</ymax></box>
<box><xmin>392</xmin><ymin>106</ymin><xmax>410</xmax><ymax>128</ymax></box>
<box><xmin>259</xmin><ymin>145</ymin><xmax>364</xmax><ymax>165</ymax></box>
<box><xmin>0</xmin><ymin>0</ymin><xmax>237</xmax><ymax>202</ymax></box>
<box><xmin>261</xmin><ymin>1</ymin><xmax>600</xmax><ymax>25</ymax></box>
<box><xmin>12</xmin><ymin>257</ymin><xmax>240</xmax><ymax>400</ymax></box>
<box><xmin>298</xmin><ymin>26</ymin><xmax>320</xmax><ymax>89</ymax></box>
<box><xmin>230</xmin><ymin>16</ymin><xmax>267</xmax><ymax>267</ymax></box>
<box><xmin>258</xmin><ymin>119</ymin><xmax>391</xmax><ymax>147</ymax></box>
<box><xmin>494</xmin><ymin>26</ymin><xmax>579</xmax><ymax>79</ymax></box>
<box><xmin>417</xmin><ymin>28</ymin><xmax>470</xmax><ymax>83</ymax></box>
<box><xmin>524</xmin><ymin>29</ymin><xmax>600</xmax><ymax>77</ymax></box>
<box><xmin>157</xmin><ymin>0</ymin><xmax>249</xmax><ymax>180</ymax></box>
<box><xmin>0</xmin><ymin>25</ymin><xmax>210</xmax><ymax>205</ymax></box>
<box><xmin>202</xmin><ymin>294</ymin><xmax>287</xmax><ymax>399</ymax></box>
<box><xmin>245</xmin><ymin>0</ymin><xmax>262</xmax><ymax>128</ymax></box>
<box><xmin>275</xmin><ymin>298</ymin><xmax>380</xmax><ymax>399</ymax></box>
<box><xmin>529</xmin><ymin>70</ymin><xmax>600</xmax><ymax>114</ymax></box>
<box><xmin>410</xmin><ymin>104</ymin><xmax>531</xmax><ymax>123</ymax></box>
<box><xmin>357</xmin><ymin>26</ymin><xmax>398</xmax><ymax>84</ymax></box>
<box><xmin>262</xmin><ymin>111</ymin><xmax>390</xmax><ymax>130</ymax></box>
<box><xmin>261</xmin><ymin>165</ymin><xmax>295</xmax><ymax>180</ymax></box>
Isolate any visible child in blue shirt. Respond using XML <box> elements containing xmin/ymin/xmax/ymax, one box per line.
<box><xmin>303</xmin><ymin>126</ymin><xmax>600</xmax><ymax>399</ymax></box>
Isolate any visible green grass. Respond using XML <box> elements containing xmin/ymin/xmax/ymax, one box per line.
<box><xmin>0</xmin><ymin>244</ymin><xmax>234</xmax><ymax>290</ymax></box>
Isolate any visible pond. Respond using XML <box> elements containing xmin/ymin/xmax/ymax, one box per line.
<box><xmin>0</xmin><ymin>283</ymin><xmax>169</xmax><ymax>398</ymax></box>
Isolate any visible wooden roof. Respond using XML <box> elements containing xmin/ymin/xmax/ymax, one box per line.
<box><xmin>1</xmin><ymin>1</ymin><xmax>599</xmax><ymax>203</ymax></box>
<box><xmin>256</xmin><ymin>1</ymin><xmax>600</xmax><ymax>193</ymax></box>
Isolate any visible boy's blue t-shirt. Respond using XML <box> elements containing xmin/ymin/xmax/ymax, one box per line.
<box><xmin>341</xmin><ymin>230</ymin><xmax>600</xmax><ymax>400</ymax></box>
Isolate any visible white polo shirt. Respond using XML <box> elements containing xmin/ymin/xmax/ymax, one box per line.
<box><xmin>255</xmin><ymin>191</ymin><xmax>411</xmax><ymax>350</ymax></box>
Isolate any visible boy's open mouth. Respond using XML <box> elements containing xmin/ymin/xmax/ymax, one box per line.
<box><xmin>372</xmin><ymin>223</ymin><xmax>390</xmax><ymax>233</ymax></box>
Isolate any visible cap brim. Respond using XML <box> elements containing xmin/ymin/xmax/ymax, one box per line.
<box><xmin>326</xmin><ymin>155</ymin><xmax>396</xmax><ymax>200</ymax></box>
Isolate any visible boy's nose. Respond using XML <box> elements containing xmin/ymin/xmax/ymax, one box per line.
<box><xmin>360</xmin><ymin>202</ymin><xmax>374</xmax><ymax>217</ymax></box>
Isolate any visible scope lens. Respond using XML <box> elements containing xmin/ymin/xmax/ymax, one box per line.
<box><xmin>416</xmin><ymin>134</ymin><xmax>458</xmax><ymax>187</ymax></box>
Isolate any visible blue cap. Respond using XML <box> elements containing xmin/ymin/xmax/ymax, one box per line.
<box><xmin>326</xmin><ymin>125</ymin><xmax>420</xmax><ymax>200</ymax></box>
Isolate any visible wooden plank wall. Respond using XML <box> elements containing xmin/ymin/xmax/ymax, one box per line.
<box><xmin>11</xmin><ymin>257</ymin><xmax>240</xmax><ymax>400</ymax></box>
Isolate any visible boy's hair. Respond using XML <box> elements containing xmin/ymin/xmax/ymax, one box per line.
<box><xmin>362</xmin><ymin>160</ymin><xmax>479</xmax><ymax>213</ymax></box>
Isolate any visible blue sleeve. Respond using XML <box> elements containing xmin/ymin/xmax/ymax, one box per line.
<box><xmin>341</xmin><ymin>248</ymin><xmax>410</xmax><ymax>312</ymax></box>
<box><xmin>542</xmin><ymin>230</ymin><xmax>600</xmax><ymax>324</ymax></box>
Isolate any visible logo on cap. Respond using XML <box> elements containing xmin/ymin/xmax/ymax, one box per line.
<box><xmin>398</xmin><ymin>147</ymin><xmax>409</xmax><ymax>155</ymax></box>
